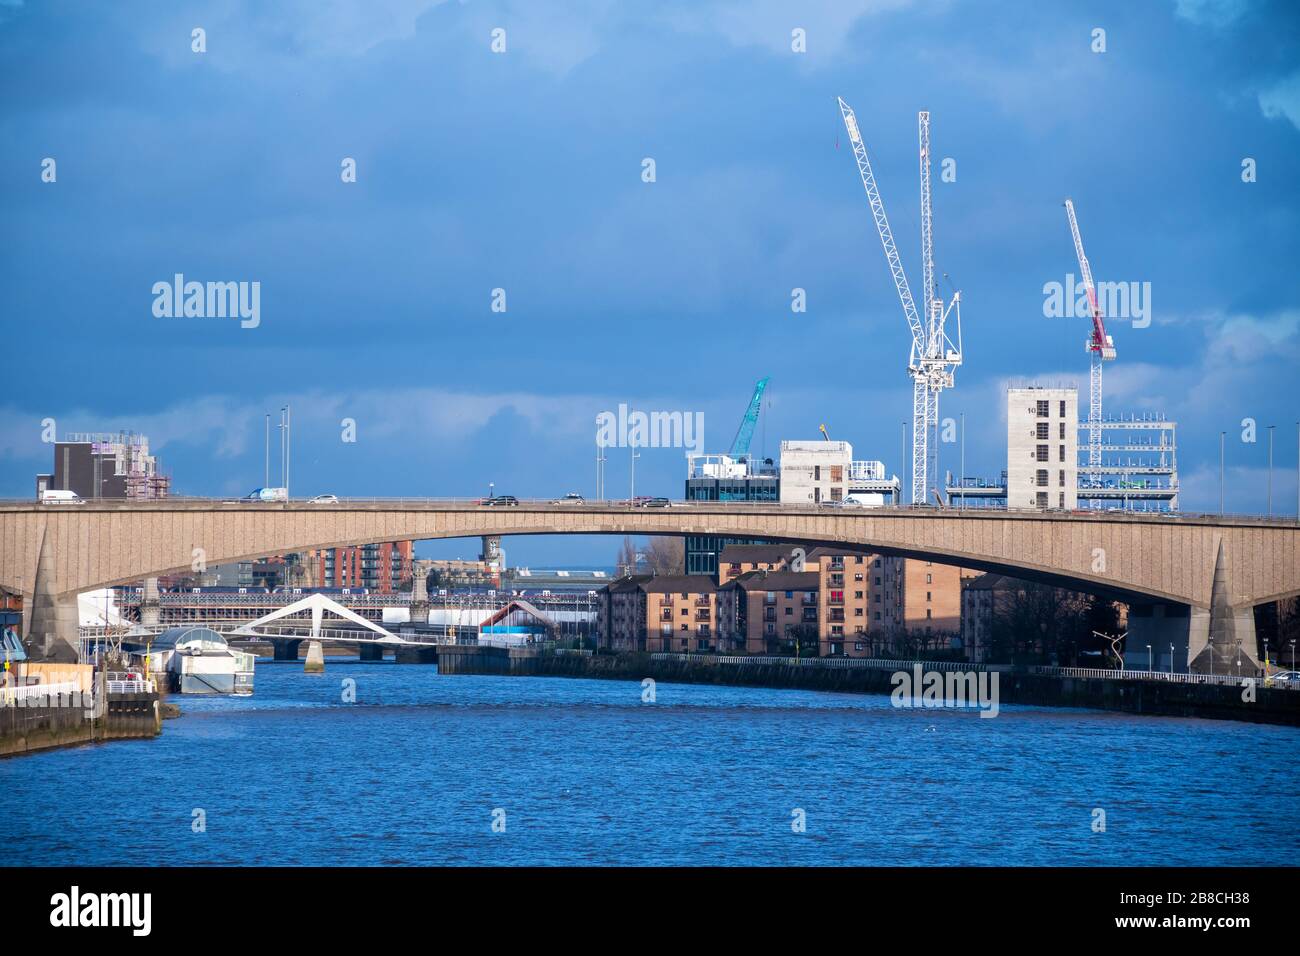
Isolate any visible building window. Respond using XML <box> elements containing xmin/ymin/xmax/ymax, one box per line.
<box><xmin>925</xmin><ymin>609</ymin><xmax>932</xmax><ymax>619</ymax></box>
<box><xmin>1036</xmin><ymin>400</ymin><xmax>1049</xmax><ymax>417</ymax></box>
<box><xmin>1059</xmin><ymin>400</ymin><xmax>1066</xmax><ymax>417</ymax></box>
<box><xmin>925</xmin><ymin>574</ymin><xmax>932</xmax><ymax>584</ymax></box>
<box><xmin>1059</xmin><ymin>445</ymin><xmax>1066</xmax><ymax>462</ymax></box>
<box><xmin>1036</xmin><ymin>469</ymin><xmax>1048</xmax><ymax>487</ymax></box>
<box><xmin>1037</xmin><ymin>445</ymin><xmax>1049</xmax><ymax>461</ymax></box>
<box><xmin>1059</xmin><ymin>422</ymin><xmax>1066</xmax><ymax>439</ymax></box>
<box><xmin>1036</xmin><ymin>491</ymin><xmax>1048</xmax><ymax>508</ymax></box>
<box><xmin>1059</xmin><ymin>492</ymin><xmax>1066</xmax><ymax>508</ymax></box>
<box><xmin>1036</xmin><ymin>422</ymin><xmax>1049</xmax><ymax>439</ymax></box>
<box><xmin>1059</xmin><ymin>469</ymin><xmax>1065</xmax><ymax>487</ymax></box>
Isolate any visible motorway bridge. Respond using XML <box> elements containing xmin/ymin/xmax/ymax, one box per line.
<box><xmin>2</xmin><ymin>498</ymin><xmax>1297</xmax><ymax>669</ymax></box>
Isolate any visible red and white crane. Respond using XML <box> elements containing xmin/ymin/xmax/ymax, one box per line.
<box><xmin>1063</xmin><ymin>199</ymin><xmax>1116</xmax><ymax>486</ymax></box>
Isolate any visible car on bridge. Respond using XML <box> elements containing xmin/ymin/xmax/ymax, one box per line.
<box><xmin>308</xmin><ymin>494</ymin><xmax>340</xmax><ymax>504</ymax></box>
<box><xmin>483</xmin><ymin>495</ymin><xmax>519</xmax><ymax>506</ymax></box>
<box><xmin>552</xmin><ymin>493</ymin><xmax>585</xmax><ymax>505</ymax></box>
<box><xmin>631</xmin><ymin>496</ymin><xmax>671</xmax><ymax>508</ymax></box>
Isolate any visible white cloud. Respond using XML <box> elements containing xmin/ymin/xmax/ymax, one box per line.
<box><xmin>662</xmin><ymin>0</ymin><xmax>915</xmax><ymax>59</ymax></box>
<box><xmin>1259</xmin><ymin>71</ymin><xmax>1300</xmax><ymax>131</ymax></box>
<box><xmin>1173</xmin><ymin>0</ymin><xmax>1252</xmax><ymax>29</ymax></box>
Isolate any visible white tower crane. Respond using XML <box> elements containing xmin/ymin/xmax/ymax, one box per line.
<box><xmin>1063</xmin><ymin>199</ymin><xmax>1116</xmax><ymax>487</ymax></box>
<box><xmin>838</xmin><ymin>97</ymin><xmax>962</xmax><ymax>505</ymax></box>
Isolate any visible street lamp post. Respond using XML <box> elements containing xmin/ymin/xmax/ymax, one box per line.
<box><xmin>1169</xmin><ymin>642</ymin><xmax>1175</xmax><ymax>674</ymax></box>
<box><xmin>1146</xmin><ymin>643</ymin><xmax>1153</xmax><ymax>672</ymax></box>
<box><xmin>1267</xmin><ymin>425</ymin><xmax>1275</xmax><ymax>515</ymax></box>
<box><xmin>630</xmin><ymin>443</ymin><xmax>640</xmax><ymax>502</ymax></box>
<box><xmin>1219</xmin><ymin>431</ymin><xmax>1225</xmax><ymax>516</ymax></box>
<box><xmin>960</xmin><ymin>411</ymin><xmax>966</xmax><ymax>512</ymax></box>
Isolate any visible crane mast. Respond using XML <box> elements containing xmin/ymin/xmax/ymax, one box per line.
<box><xmin>1064</xmin><ymin>199</ymin><xmax>1116</xmax><ymax>486</ymax></box>
<box><xmin>838</xmin><ymin>97</ymin><xmax>962</xmax><ymax>505</ymax></box>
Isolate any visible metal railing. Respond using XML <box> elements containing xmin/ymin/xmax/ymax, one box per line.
<box><xmin>0</xmin><ymin>680</ymin><xmax>82</xmax><ymax>705</ymax></box>
<box><xmin>4</xmin><ymin>495</ymin><xmax>1295</xmax><ymax>524</ymax></box>
<box><xmin>106</xmin><ymin>672</ymin><xmax>155</xmax><ymax>694</ymax></box>
<box><xmin>649</xmin><ymin>653</ymin><xmax>983</xmax><ymax>671</ymax></box>
<box><xmin>230</xmin><ymin>623</ymin><xmax>408</xmax><ymax>644</ymax></box>
<box><xmin>1028</xmin><ymin>665</ymin><xmax>1291</xmax><ymax>689</ymax></box>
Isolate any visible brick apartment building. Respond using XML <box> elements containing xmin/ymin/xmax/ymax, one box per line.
<box><xmin>599</xmin><ymin>543</ymin><xmax>968</xmax><ymax>657</ymax></box>
<box><xmin>598</xmin><ymin>574</ymin><xmax>718</xmax><ymax>653</ymax></box>
<box><xmin>311</xmin><ymin>541</ymin><xmax>414</xmax><ymax>593</ymax></box>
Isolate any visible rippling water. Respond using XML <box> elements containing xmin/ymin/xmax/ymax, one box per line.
<box><xmin>4</xmin><ymin>659</ymin><xmax>1298</xmax><ymax>866</ymax></box>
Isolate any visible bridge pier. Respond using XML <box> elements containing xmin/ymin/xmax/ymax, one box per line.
<box><xmin>358</xmin><ymin>643</ymin><xmax>384</xmax><ymax>662</ymax></box>
<box><xmin>395</xmin><ymin>645</ymin><xmax>437</xmax><ymax>664</ymax></box>
<box><xmin>24</xmin><ymin>524</ymin><xmax>78</xmax><ymax>663</ymax></box>
<box><xmin>1194</xmin><ymin>538</ymin><xmax>1260</xmax><ymax>675</ymax></box>
<box><xmin>139</xmin><ymin>577</ymin><xmax>161</xmax><ymax>628</ymax></box>
<box><xmin>1127</xmin><ymin>601</ymin><xmax>1259</xmax><ymax>675</ymax></box>
<box><xmin>1128</xmin><ymin>539</ymin><xmax>1261</xmax><ymax>675</ymax></box>
<box><xmin>409</xmin><ymin>566</ymin><xmax>430</xmax><ymax>627</ymax></box>
<box><xmin>273</xmin><ymin>639</ymin><xmax>302</xmax><ymax>662</ymax></box>
<box><xmin>304</xmin><ymin>641</ymin><xmax>325</xmax><ymax>673</ymax></box>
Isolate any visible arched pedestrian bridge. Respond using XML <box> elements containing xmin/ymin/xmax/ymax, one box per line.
<box><xmin>3</xmin><ymin>498</ymin><xmax>1296</xmax><ymax>669</ymax></box>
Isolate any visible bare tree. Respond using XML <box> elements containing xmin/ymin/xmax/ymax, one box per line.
<box><xmin>643</xmin><ymin>537</ymin><xmax>684</xmax><ymax>575</ymax></box>
<box><xmin>989</xmin><ymin>580</ymin><xmax>1094</xmax><ymax>665</ymax></box>
<box><xmin>615</xmin><ymin>536</ymin><xmax>638</xmax><ymax>576</ymax></box>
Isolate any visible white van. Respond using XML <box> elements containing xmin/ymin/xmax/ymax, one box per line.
<box><xmin>243</xmin><ymin>487</ymin><xmax>288</xmax><ymax>502</ymax></box>
<box><xmin>40</xmin><ymin>489</ymin><xmax>85</xmax><ymax>505</ymax></box>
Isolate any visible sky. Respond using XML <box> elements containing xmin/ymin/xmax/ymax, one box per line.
<box><xmin>1</xmin><ymin>0</ymin><xmax>1299</xmax><ymax>566</ymax></box>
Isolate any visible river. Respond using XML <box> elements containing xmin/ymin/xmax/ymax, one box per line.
<box><xmin>4</xmin><ymin>659</ymin><xmax>1298</xmax><ymax>866</ymax></box>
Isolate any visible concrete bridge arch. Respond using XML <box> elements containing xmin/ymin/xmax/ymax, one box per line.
<box><xmin>2</xmin><ymin>500</ymin><xmax>1296</xmax><ymax>669</ymax></box>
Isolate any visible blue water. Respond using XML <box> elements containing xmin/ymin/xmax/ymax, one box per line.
<box><xmin>4</xmin><ymin>660</ymin><xmax>1298</xmax><ymax>866</ymax></box>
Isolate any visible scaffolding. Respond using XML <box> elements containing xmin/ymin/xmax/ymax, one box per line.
<box><xmin>1077</xmin><ymin>414</ymin><xmax>1178</xmax><ymax>512</ymax></box>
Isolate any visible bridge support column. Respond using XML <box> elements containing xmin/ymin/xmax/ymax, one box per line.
<box><xmin>304</xmin><ymin>641</ymin><xmax>325</xmax><ymax>673</ymax></box>
<box><xmin>1191</xmin><ymin>538</ymin><xmax>1260</xmax><ymax>675</ymax></box>
<box><xmin>273</xmin><ymin>639</ymin><xmax>301</xmax><ymax>662</ymax></box>
<box><xmin>409</xmin><ymin>565</ymin><xmax>430</xmax><ymax>626</ymax></box>
<box><xmin>358</xmin><ymin>643</ymin><xmax>384</xmax><ymax>662</ymax></box>
<box><xmin>395</xmin><ymin>645</ymin><xmax>437</xmax><ymax>664</ymax></box>
<box><xmin>140</xmin><ymin>577</ymin><xmax>161</xmax><ymax>628</ymax></box>
<box><xmin>24</xmin><ymin>524</ymin><xmax>78</xmax><ymax>663</ymax></box>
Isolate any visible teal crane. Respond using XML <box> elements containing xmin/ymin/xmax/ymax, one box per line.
<box><xmin>728</xmin><ymin>377</ymin><xmax>769</xmax><ymax>459</ymax></box>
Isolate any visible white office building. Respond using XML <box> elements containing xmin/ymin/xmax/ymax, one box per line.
<box><xmin>779</xmin><ymin>440</ymin><xmax>852</xmax><ymax>504</ymax></box>
<box><xmin>1007</xmin><ymin>387</ymin><xmax>1078</xmax><ymax>510</ymax></box>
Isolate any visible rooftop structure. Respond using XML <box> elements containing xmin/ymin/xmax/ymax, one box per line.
<box><xmin>36</xmin><ymin>431</ymin><xmax>170</xmax><ymax>500</ymax></box>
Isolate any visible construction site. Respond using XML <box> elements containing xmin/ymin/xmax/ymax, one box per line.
<box><xmin>679</xmin><ymin>96</ymin><xmax>1178</xmax><ymax>534</ymax></box>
